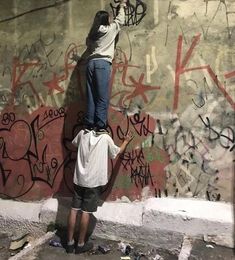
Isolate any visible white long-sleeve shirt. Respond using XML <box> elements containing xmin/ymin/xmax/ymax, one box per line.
<box><xmin>72</xmin><ymin>130</ymin><xmax>120</xmax><ymax>188</ymax></box>
<box><xmin>87</xmin><ymin>5</ymin><xmax>125</xmax><ymax>63</ymax></box>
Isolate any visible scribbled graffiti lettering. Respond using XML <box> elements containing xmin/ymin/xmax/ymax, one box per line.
<box><xmin>42</xmin><ymin>107</ymin><xmax>65</xmax><ymax>122</ymax></box>
<box><xmin>199</xmin><ymin>115</ymin><xmax>234</xmax><ymax>152</ymax></box>
<box><xmin>174</xmin><ymin>127</ymin><xmax>196</xmax><ymax>154</ymax></box>
<box><xmin>120</xmin><ymin>148</ymin><xmax>145</xmax><ymax>170</ymax></box>
<box><xmin>32</xmin><ymin>154</ymin><xmax>59</xmax><ymax>187</ymax></box>
<box><xmin>130</xmin><ymin>163</ymin><xmax>154</xmax><ymax>188</ymax></box>
<box><xmin>0</xmin><ymin>163</ymin><xmax>11</xmax><ymax>186</ymax></box>
<box><xmin>130</xmin><ymin>113</ymin><xmax>154</xmax><ymax>136</ymax></box>
<box><xmin>0</xmin><ymin>1</ymin><xmax>234</xmax><ymax>204</ymax></box>
<box><xmin>1</xmin><ymin>113</ymin><xmax>15</xmax><ymax>125</ymax></box>
<box><xmin>116</xmin><ymin>112</ymin><xmax>154</xmax><ymax>141</ymax></box>
<box><xmin>11</xmin><ymin>57</ymin><xmax>43</xmax><ymax>105</ymax></box>
<box><xmin>111</xmin><ymin>0</ymin><xmax>147</xmax><ymax>26</ymax></box>
<box><xmin>0</xmin><ymin>107</ymin><xmax>66</xmax><ymax>199</ymax></box>
<box><xmin>206</xmin><ymin>190</ymin><xmax>221</xmax><ymax>202</ymax></box>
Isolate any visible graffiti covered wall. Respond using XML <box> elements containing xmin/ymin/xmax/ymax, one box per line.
<box><xmin>0</xmin><ymin>0</ymin><xmax>234</xmax><ymax>202</ymax></box>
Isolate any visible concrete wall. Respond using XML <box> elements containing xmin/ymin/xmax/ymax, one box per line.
<box><xmin>0</xmin><ymin>0</ymin><xmax>234</xmax><ymax>202</ymax></box>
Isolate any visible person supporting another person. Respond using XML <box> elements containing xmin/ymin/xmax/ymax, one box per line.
<box><xmin>84</xmin><ymin>0</ymin><xmax>127</xmax><ymax>134</ymax></box>
<box><xmin>66</xmin><ymin>129</ymin><xmax>133</xmax><ymax>254</ymax></box>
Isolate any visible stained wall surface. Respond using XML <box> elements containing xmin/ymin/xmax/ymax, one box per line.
<box><xmin>0</xmin><ymin>0</ymin><xmax>234</xmax><ymax>202</ymax></box>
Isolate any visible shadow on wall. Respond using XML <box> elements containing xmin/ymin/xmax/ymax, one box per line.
<box><xmin>56</xmin><ymin>51</ymin><xmax>88</xmax><ymax>197</ymax></box>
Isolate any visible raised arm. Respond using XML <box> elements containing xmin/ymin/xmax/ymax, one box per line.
<box><xmin>112</xmin><ymin>0</ymin><xmax>127</xmax><ymax>28</ymax></box>
<box><xmin>118</xmin><ymin>130</ymin><xmax>133</xmax><ymax>154</ymax></box>
<box><xmin>107</xmin><ymin>130</ymin><xmax>133</xmax><ymax>159</ymax></box>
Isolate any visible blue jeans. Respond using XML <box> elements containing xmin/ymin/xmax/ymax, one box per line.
<box><xmin>84</xmin><ymin>59</ymin><xmax>111</xmax><ymax>128</ymax></box>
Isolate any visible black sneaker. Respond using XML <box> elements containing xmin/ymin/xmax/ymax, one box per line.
<box><xmin>66</xmin><ymin>243</ymin><xmax>74</xmax><ymax>254</ymax></box>
<box><xmin>84</xmin><ymin>128</ymin><xmax>93</xmax><ymax>133</ymax></box>
<box><xmin>83</xmin><ymin>124</ymin><xmax>94</xmax><ymax>131</ymax></box>
<box><xmin>75</xmin><ymin>241</ymin><xmax>93</xmax><ymax>254</ymax></box>
<box><xmin>95</xmin><ymin>128</ymin><xmax>109</xmax><ymax>135</ymax></box>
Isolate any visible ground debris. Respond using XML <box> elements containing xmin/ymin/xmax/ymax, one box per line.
<box><xmin>98</xmin><ymin>244</ymin><xmax>111</xmax><ymax>254</ymax></box>
<box><xmin>206</xmin><ymin>244</ymin><xmax>214</xmax><ymax>249</ymax></box>
<box><xmin>9</xmin><ymin>233</ymin><xmax>34</xmax><ymax>256</ymax></box>
<box><xmin>118</xmin><ymin>241</ymin><xmax>133</xmax><ymax>255</ymax></box>
<box><xmin>133</xmin><ymin>251</ymin><xmax>148</xmax><ymax>260</ymax></box>
<box><xmin>9</xmin><ymin>233</ymin><xmax>33</xmax><ymax>251</ymax></box>
<box><xmin>153</xmin><ymin>253</ymin><xmax>164</xmax><ymax>260</ymax></box>
<box><xmin>49</xmin><ymin>239</ymin><xmax>63</xmax><ymax>248</ymax></box>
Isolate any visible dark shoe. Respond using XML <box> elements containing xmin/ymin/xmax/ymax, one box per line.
<box><xmin>83</xmin><ymin>124</ymin><xmax>94</xmax><ymax>131</ymax></box>
<box><xmin>84</xmin><ymin>128</ymin><xmax>93</xmax><ymax>133</ymax></box>
<box><xmin>95</xmin><ymin>128</ymin><xmax>109</xmax><ymax>135</ymax></box>
<box><xmin>66</xmin><ymin>244</ymin><xmax>74</xmax><ymax>254</ymax></box>
<box><xmin>75</xmin><ymin>241</ymin><xmax>93</xmax><ymax>254</ymax></box>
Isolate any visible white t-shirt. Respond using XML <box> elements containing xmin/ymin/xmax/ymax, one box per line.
<box><xmin>87</xmin><ymin>6</ymin><xmax>125</xmax><ymax>63</ymax></box>
<box><xmin>72</xmin><ymin>130</ymin><xmax>120</xmax><ymax>188</ymax></box>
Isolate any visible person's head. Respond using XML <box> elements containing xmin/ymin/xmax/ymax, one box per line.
<box><xmin>88</xmin><ymin>10</ymin><xmax>110</xmax><ymax>41</ymax></box>
<box><xmin>94</xmin><ymin>10</ymin><xmax>110</xmax><ymax>26</ymax></box>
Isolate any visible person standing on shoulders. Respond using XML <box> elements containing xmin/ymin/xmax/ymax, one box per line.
<box><xmin>84</xmin><ymin>0</ymin><xmax>127</xmax><ymax>134</ymax></box>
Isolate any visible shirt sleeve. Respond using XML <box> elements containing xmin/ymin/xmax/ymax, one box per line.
<box><xmin>110</xmin><ymin>5</ymin><xmax>125</xmax><ymax>32</ymax></box>
<box><xmin>107</xmin><ymin>136</ymin><xmax>121</xmax><ymax>159</ymax></box>
<box><xmin>72</xmin><ymin>130</ymin><xmax>83</xmax><ymax>147</ymax></box>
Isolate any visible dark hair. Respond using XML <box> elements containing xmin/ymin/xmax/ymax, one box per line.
<box><xmin>88</xmin><ymin>11</ymin><xmax>110</xmax><ymax>41</ymax></box>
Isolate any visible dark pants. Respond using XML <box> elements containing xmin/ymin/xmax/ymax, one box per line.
<box><xmin>84</xmin><ymin>59</ymin><xmax>111</xmax><ymax>129</ymax></box>
<box><xmin>71</xmin><ymin>184</ymin><xmax>102</xmax><ymax>213</ymax></box>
